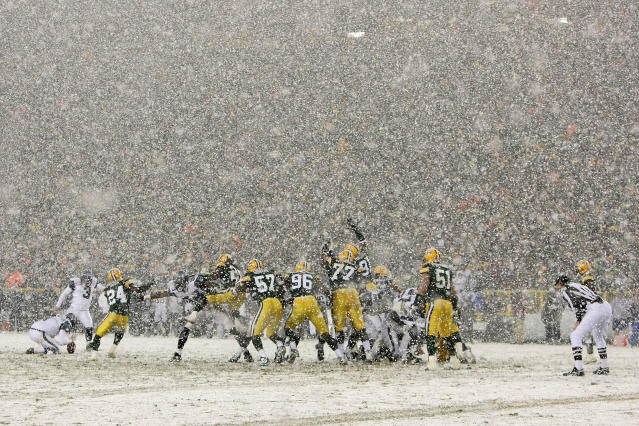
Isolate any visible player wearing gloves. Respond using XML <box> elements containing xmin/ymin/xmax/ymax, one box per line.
<box><xmin>53</xmin><ymin>270</ymin><xmax>103</xmax><ymax>342</ymax></box>
<box><xmin>86</xmin><ymin>268</ymin><xmax>150</xmax><ymax>359</ymax></box>
<box><xmin>282</xmin><ymin>261</ymin><xmax>345</xmax><ymax>363</ymax></box>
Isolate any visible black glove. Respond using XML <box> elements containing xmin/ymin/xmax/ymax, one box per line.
<box><xmin>346</xmin><ymin>218</ymin><xmax>366</xmax><ymax>242</ymax></box>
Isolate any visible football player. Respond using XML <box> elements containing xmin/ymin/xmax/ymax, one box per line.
<box><xmin>26</xmin><ymin>313</ymin><xmax>76</xmax><ymax>355</ymax></box>
<box><xmin>235</xmin><ymin>259</ymin><xmax>286</xmax><ymax>366</ymax></box>
<box><xmin>360</xmin><ymin>266</ymin><xmax>399</xmax><ymax>361</ymax></box>
<box><xmin>205</xmin><ymin>254</ymin><xmax>253</xmax><ymax>363</ymax></box>
<box><xmin>145</xmin><ymin>270</ymin><xmax>210</xmax><ymax>361</ymax></box>
<box><xmin>86</xmin><ymin>268</ymin><xmax>150</xmax><ymax>359</ymax></box>
<box><xmin>320</xmin><ymin>218</ymin><xmax>374</xmax><ymax>362</ymax></box>
<box><xmin>555</xmin><ymin>275</ymin><xmax>612</xmax><ymax>376</ymax></box>
<box><xmin>417</xmin><ymin>248</ymin><xmax>465</xmax><ymax>370</ymax></box>
<box><xmin>282</xmin><ymin>261</ymin><xmax>345</xmax><ymax>363</ymax></box>
<box><xmin>387</xmin><ymin>286</ymin><xmax>426</xmax><ymax>363</ymax></box>
<box><xmin>53</xmin><ymin>270</ymin><xmax>103</xmax><ymax>341</ymax></box>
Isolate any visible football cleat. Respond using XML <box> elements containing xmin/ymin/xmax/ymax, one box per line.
<box><xmin>315</xmin><ymin>343</ymin><xmax>325</xmax><ymax>361</ymax></box>
<box><xmin>243</xmin><ymin>350</ymin><xmax>253</xmax><ymax>363</ymax></box>
<box><xmin>258</xmin><ymin>356</ymin><xmax>269</xmax><ymax>366</ymax></box>
<box><xmin>274</xmin><ymin>346</ymin><xmax>286</xmax><ymax>363</ymax></box>
<box><xmin>562</xmin><ymin>367</ymin><xmax>585</xmax><ymax>376</ymax></box>
<box><xmin>448</xmin><ymin>357</ymin><xmax>461</xmax><ymax>370</ymax></box>
<box><xmin>67</xmin><ymin>342</ymin><xmax>76</xmax><ymax>354</ymax></box>
<box><xmin>288</xmin><ymin>349</ymin><xmax>299</xmax><ymax>364</ymax></box>
<box><xmin>26</xmin><ymin>347</ymin><xmax>35</xmax><ymax>354</ymax></box>
<box><xmin>425</xmin><ymin>356</ymin><xmax>437</xmax><ymax>371</ymax></box>
<box><xmin>593</xmin><ymin>367</ymin><xmax>610</xmax><ymax>375</ymax></box>
<box><xmin>170</xmin><ymin>352</ymin><xmax>182</xmax><ymax>362</ymax></box>
<box><xmin>228</xmin><ymin>351</ymin><xmax>242</xmax><ymax>363</ymax></box>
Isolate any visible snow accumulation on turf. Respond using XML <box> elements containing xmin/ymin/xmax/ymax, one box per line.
<box><xmin>1</xmin><ymin>333</ymin><xmax>638</xmax><ymax>425</ymax></box>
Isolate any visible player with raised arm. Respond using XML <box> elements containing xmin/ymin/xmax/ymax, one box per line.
<box><xmin>320</xmin><ymin>218</ymin><xmax>374</xmax><ymax>362</ymax></box>
<box><xmin>235</xmin><ymin>259</ymin><xmax>286</xmax><ymax>366</ymax></box>
<box><xmin>26</xmin><ymin>314</ymin><xmax>77</xmax><ymax>355</ymax></box>
<box><xmin>554</xmin><ymin>275</ymin><xmax>612</xmax><ymax>376</ymax></box>
<box><xmin>53</xmin><ymin>270</ymin><xmax>103</xmax><ymax>342</ymax></box>
<box><xmin>282</xmin><ymin>261</ymin><xmax>345</xmax><ymax>363</ymax></box>
<box><xmin>417</xmin><ymin>248</ymin><xmax>465</xmax><ymax>370</ymax></box>
<box><xmin>86</xmin><ymin>268</ymin><xmax>150</xmax><ymax>360</ymax></box>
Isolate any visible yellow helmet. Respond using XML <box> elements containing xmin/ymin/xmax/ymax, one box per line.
<box><xmin>247</xmin><ymin>259</ymin><xmax>264</xmax><ymax>273</ymax></box>
<box><xmin>375</xmin><ymin>265</ymin><xmax>389</xmax><ymax>277</ymax></box>
<box><xmin>423</xmin><ymin>248</ymin><xmax>442</xmax><ymax>264</ymax></box>
<box><xmin>338</xmin><ymin>244</ymin><xmax>359</xmax><ymax>263</ymax></box>
<box><xmin>107</xmin><ymin>268</ymin><xmax>123</xmax><ymax>283</ymax></box>
<box><xmin>216</xmin><ymin>253</ymin><xmax>232</xmax><ymax>269</ymax></box>
<box><xmin>575</xmin><ymin>260</ymin><xmax>591</xmax><ymax>276</ymax></box>
<box><xmin>295</xmin><ymin>261</ymin><xmax>310</xmax><ymax>273</ymax></box>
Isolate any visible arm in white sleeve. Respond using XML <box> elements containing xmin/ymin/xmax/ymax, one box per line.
<box><xmin>56</xmin><ymin>287</ymin><xmax>73</xmax><ymax>308</ymax></box>
<box><xmin>56</xmin><ymin>330</ymin><xmax>73</xmax><ymax>345</ymax></box>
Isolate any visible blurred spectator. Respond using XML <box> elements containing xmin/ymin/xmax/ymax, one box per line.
<box><xmin>541</xmin><ymin>288</ymin><xmax>562</xmax><ymax>344</ymax></box>
<box><xmin>510</xmin><ymin>289</ymin><xmax>525</xmax><ymax>344</ymax></box>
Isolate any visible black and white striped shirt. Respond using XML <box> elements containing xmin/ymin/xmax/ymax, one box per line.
<box><xmin>560</xmin><ymin>282</ymin><xmax>604</xmax><ymax>321</ymax></box>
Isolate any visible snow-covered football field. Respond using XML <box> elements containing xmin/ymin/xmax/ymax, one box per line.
<box><xmin>1</xmin><ymin>332</ymin><xmax>638</xmax><ymax>425</ymax></box>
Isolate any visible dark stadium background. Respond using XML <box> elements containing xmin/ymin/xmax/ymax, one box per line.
<box><xmin>1</xmin><ymin>0</ymin><xmax>637</xmax><ymax>291</ymax></box>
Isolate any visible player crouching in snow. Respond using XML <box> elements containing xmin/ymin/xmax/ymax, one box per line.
<box><xmin>26</xmin><ymin>313</ymin><xmax>77</xmax><ymax>355</ymax></box>
<box><xmin>86</xmin><ymin>268</ymin><xmax>150</xmax><ymax>360</ymax></box>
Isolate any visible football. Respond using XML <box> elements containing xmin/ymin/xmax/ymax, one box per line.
<box><xmin>67</xmin><ymin>342</ymin><xmax>76</xmax><ymax>354</ymax></box>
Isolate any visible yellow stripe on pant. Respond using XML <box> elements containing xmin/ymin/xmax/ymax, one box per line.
<box><xmin>95</xmin><ymin>312</ymin><xmax>129</xmax><ymax>338</ymax></box>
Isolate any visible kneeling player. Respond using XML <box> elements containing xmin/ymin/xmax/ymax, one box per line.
<box><xmin>283</xmin><ymin>261</ymin><xmax>345</xmax><ymax>363</ymax></box>
<box><xmin>26</xmin><ymin>314</ymin><xmax>76</xmax><ymax>355</ymax></box>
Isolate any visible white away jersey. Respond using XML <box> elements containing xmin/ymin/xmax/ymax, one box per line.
<box><xmin>30</xmin><ymin>316</ymin><xmax>69</xmax><ymax>339</ymax></box>
<box><xmin>56</xmin><ymin>276</ymin><xmax>103</xmax><ymax>312</ymax></box>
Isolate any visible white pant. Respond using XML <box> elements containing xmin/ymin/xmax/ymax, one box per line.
<box><xmin>66</xmin><ymin>309</ymin><xmax>93</xmax><ymax>329</ymax></box>
<box><xmin>28</xmin><ymin>329</ymin><xmax>59</xmax><ymax>353</ymax></box>
<box><xmin>570</xmin><ymin>301</ymin><xmax>612</xmax><ymax>349</ymax></box>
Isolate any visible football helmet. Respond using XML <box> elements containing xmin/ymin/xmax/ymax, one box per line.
<box><xmin>173</xmin><ymin>271</ymin><xmax>188</xmax><ymax>289</ymax></box>
<box><xmin>216</xmin><ymin>254</ymin><xmax>232</xmax><ymax>269</ymax></box>
<box><xmin>555</xmin><ymin>275</ymin><xmax>569</xmax><ymax>286</ymax></box>
<box><xmin>575</xmin><ymin>260</ymin><xmax>591</xmax><ymax>276</ymax></box>
<box><xmin>107</xmin><ymin>268</ymin><xmax>123</xmax><ymax>283</ymax></box>
<box><xmin>80</xmin><ymin>270</ymin><xmax>93</xmax><ymax>285</ymax></box>
<box><xmin>295</xmin><ymin>261</ymin><xmax>310</xmax><ymax>273</ymax></box>
<box><xmin>247</xmin><ymin>259</ymin><xmax>264</xmax><ymax>273</ymax></box>
<box><xmin>375</xmin><ymin>265</ymin><xmax>389</xmax><ymax>277</ymax></box>
<box><xmin>423</xmin><ymin>248</ymin><xmax>442</xmax><ymax>264</ymax></box>
<box><xmin>338</xmin><ymin>244</ymin><xmax>359</xmax><ymax>263</ymax></box>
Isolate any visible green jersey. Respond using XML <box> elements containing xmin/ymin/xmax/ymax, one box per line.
<box><xmin>423</xmin><ymin>263</ymin><xmax>455</xmax><ymax>301</ymax></box>
<box><xmin>285</xmin><ymin>272</ymin><xmax>321</xmax><ymax>299</ymax></box>
<box><xmin>103</xmin><ymin>280</ymin><xmax>135</xmax><ymax>316</ymax></box>
<box><xmin>241</xmin><ymin>269</ymin><xmax>280</xmax><ymax>303</ymax></box>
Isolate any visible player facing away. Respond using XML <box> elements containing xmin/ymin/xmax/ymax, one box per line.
<box><xmin>282</xmin><ymin>261</ymin><xmax>345</xmax><ymax>363</ymax></box>
<box><xmin>235</xmin><ymin>259</ymin><xmax>286</xmax><ymax>366</ymax></box>
<box><xmin>86</xmin><ymin>268</ymin><xmax>149</xmax><ymax>359</ymax></box>
<box><xmin>417</xmin><ymin>248</ymin><xmax>465</xmax><ymax>370</ymax></box>
<box><xmin>554</xmin><ymin>275</ymin><xmax>612</xmax><ymax>376</ymax></box>
<box><xmin>53</xmin><ymin>270</ymin><xmax>103</xmax><ymax>342</ymax></box>
<box><xmin>26</xmin><ymin>314</ymin><xmax>76</xmax><ymax>355</ymax></box>
<box><xmin>321</xmin><ymin>220</ymin><xmax>374</xmax><ymax>362</ymax></box>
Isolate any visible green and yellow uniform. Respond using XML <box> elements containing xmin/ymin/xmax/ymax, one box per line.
<box><xmin>95</xmin><ymin>280</ymin><xmax>136</xmax><ymax>337</ymax></box>
<box><xmin>421</xmin><ymin>263</ymin><xmax>459</xmax><ymax>339</ymax></box>
<box><xmin>284</xmin><ymin>272</ymin><xmax>330</xmax><ymax>335</ymax></box>
<box><xmin>324</xmin><ymin>254</ymin><xmax>367</xmax><ymax>333</ymax></box>
<box><xmin>206</xmin><ymin>263</ymin><xmax>246</xmax><ymax>310</ymax></box>
<box><xmin>242</xmin><ymin>269</ymin><xmax>283</xmax><ymax>338</ymax></box>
